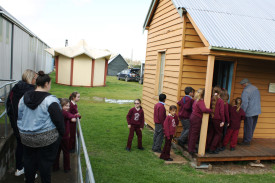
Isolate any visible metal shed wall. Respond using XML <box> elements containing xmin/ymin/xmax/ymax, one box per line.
<box><xmin>13</xmin><ymin>25</ymin><xmax>31</xmax><ymax>80</ymax></box>
<box><xmin>0</xmin><ymin>10</ymin><xmax>53</xmax><ymax>83</ymax></box>
<box><xmin>0</xmin><ymin>16</ymin><xmax>12</xmax><ymax>85</ymax></box>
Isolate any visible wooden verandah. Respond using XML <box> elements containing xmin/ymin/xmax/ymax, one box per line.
<box><xmin>180</xmin><ymin>47</ymin><xmax>275</xmax><ymax>158</ymax></box>
<box><xmin>196</xmin><ymin>139</ymin><xmax>275</xmax><ymax>164</ymax></box>
<box><xmin>178</xmin><ymin>139</ymin><xmax>275</xmax><ymax>165</ymax></box>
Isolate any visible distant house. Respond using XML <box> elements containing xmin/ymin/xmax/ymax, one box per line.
<box><xmin>108</xmin><ymin>54</ymin><xmax>128</xmax><ymax>76</ymax></box>
<box><xmin>46</xmin><ymin>40</ymin><xmax>111</xmax><ymax>87</ymax></box>
<box><xmin>142</xmin><ymin>0</ymin><xmax>275</xmax><ymax>159</ymax></box>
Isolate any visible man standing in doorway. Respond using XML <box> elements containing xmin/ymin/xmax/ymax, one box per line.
<box><xmin>240</xmin><ymin>78</ymin><xmax>261</xmax><ymax>145</ymax></box>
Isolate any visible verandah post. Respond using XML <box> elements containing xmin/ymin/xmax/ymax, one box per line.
<box><xmin>198</xmin><ymin>55</ymin><xmax>215</xmax><ymax>156</ymax></box>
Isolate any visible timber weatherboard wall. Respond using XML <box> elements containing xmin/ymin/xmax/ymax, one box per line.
<box><xmin>142</xmin><ymin>0</ymin><xmax>183</xmax><ymax>128</ymax></box>
<box><xmin>143</xmin><ymin>0</ymin><xmax>275</xmax><ymax>140</ymax></box>
<box><xmin>175</xmin><ymin>15</ymin><xmax>208</xmax><ymax>137</ymax></box>
<box><xmin>233</xmin><ymin>59</ymin><xmax>275</xmax><ymax>139</ymax></box>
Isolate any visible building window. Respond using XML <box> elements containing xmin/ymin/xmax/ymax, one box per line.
<box><xmin>0</xmin><ymin>16</ymin><xmax>3</xmax><ymax>42</ymax></box>
<box><xmin>157</xmin><ymin>52</ymin><xmax>166</xmax><ymax>95</ymax></box>
<box><xmin>6</xmin><ymin>21</ymin><xmax>10</xmax><ymax>44</ymax></box>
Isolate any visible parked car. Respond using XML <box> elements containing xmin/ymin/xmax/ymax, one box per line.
<box><xmin>117</xmin><ymin>68</ymin><xmax>140</xmax><ymax>82</ymax></box>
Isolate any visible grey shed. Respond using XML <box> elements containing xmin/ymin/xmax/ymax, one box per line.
<box><xmin>108</xmin><ymin>54</ymin><xmax>128</xmax><ymax>76</ymax></box>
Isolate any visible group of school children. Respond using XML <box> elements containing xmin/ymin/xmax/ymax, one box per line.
<box><xmin>53</xmin><ymin>92</ymin><xmax>81</xmax><ymax>172</ymax></box>
<box><xmin>125</xmin><ymin>86</ymin><xmax>245</xmax><ymax>161</ymax></box>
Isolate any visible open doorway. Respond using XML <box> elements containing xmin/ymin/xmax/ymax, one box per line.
<box><xmin>212</xmin><ymin>61</ymin><xmax>234</xmax><ymax>101</ymax></box>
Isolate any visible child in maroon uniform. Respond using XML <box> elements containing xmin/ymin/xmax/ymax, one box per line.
<box><xmin>177</xmin><ymin>87</ymin><xmax>194</xmax><ymax>147</ymax></box>
<box><xmin>53</xmin><ymin>98</ymin><xmax>77</xmax><ymax>172</ymax></box>
<box><xmin>221</xmin><ymin>98</ymin><xmax>245</xmax><ymax>151</ymax></box>
<box><xmin>126</xmin><ymin>99</ymin><xmax>145</xmax><ymax>151</ymax></box>
<box><xmin>160</xmin><ymin>105</ymin><xmax>179</xmax><ymax>161</ymax></box>
<box><xmin>152</xmin><ymin>94</ymin><xmax>166</xmax><ymax>153</ymax></box>
<box><xmin>188</xmin><ymin>88</ymin><xmax>212</xmax><ymax>154</ymax></box>
<box><xmin>206</xmin><ymin>86</ymin><xmax>225</xmax><ymax>154</ymax></box>
<box><xmin>69</xmin><ymin>92</ymin><xmax>81</xmax><ymax>153</ymax></box>
<box><xmin>219</xmin><ymin>89</ymin><xmax>230</xmax><ymax>150</ymax></box>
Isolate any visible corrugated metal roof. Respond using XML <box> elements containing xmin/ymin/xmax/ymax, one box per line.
<box><xmin>172</xmin><ymin>0</ymin><xmax>275</xmax><ymax>54</ymax></box>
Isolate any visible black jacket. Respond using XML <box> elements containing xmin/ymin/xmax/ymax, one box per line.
<box><xmin>6</xmin><ymin>81</ymin><xmax>35</xmax><ymax>138</ymax></box>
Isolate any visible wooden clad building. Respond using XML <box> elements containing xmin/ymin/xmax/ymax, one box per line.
<box><xmin>142</xmin><ymin>0</ymin><xmax>275</xmax><ymax>159</ymax></box>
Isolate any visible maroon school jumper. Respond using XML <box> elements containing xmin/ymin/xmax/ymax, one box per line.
<box><xmin>160</xmin><ymin>114</ymin><xmax>179</xmax><ymax>160</ymax></box>
<box><xmin>69</xmin><ymin>101</ymin><xmax>79</xmax><ymax>151</ymax></box>
<box><xmin>177</xmin><ymin>96</ymin><xmax>193</xmax><ymax>120</ymax></box>
<box><xmin>126</xmin><ymin>107</ymin><xmax>145</xmax><ymax>149</ymax></box>
<box><xmin>207</xmin><ymin>98</ymin><xmax>225</xmax><ymax>151</ymax></box>
<box><xmin>219</xmin><ymin>102</ymin><xmax>230</xmax><ymax>148</ymax></box>
<box><xmin>53</xmin><ymin>110</ymin><xmax>76</xmax><ymax>171</ymax></box>
<box><xmin>154</xmin><ymin>102</ymin><xmax>166</xmax><ymax>125</ymax></box>
<box><xmin>224</xmin><ymin>103</ymin><xmax>230</xmax><ymax>125</ymax></box>
<box><xmin>223</xmin><ymin>106</ymin><xmax>245</xmax><ymax>148</ymax></box>
<box><xmin>188</xmin><ymin>100</ymin><xmax>212</xmax><ymax>153</ymax></box>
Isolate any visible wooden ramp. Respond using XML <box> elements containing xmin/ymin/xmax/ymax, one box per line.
<box><xmin>196</xmin><ymin>139</ymin><xmax>275</xmax><ymax>164</ymax></box>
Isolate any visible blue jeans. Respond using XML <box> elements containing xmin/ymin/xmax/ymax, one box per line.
<box><xmin>243</xmin><ymin>116</ymin><xmax>258</xmax><ymax>143</ymax></box>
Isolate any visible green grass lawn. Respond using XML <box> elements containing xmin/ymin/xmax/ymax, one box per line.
<box><xmin>49</xmin><ymin>73</ymin><xmax>275</xmax><ymax>183</ymax></box>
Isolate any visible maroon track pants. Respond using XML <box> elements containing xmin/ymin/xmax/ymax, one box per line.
<box><xmin>70</xmin><ymin>122</ymin><xmax>76</xmax><ymax>150</ymax></box>
<box><xmin>188</xmin><ymin>114</ymin><xmax>202</xmax><ymax>153</ymax></box>
<box><xmin>53</xmin><ymin>138</ymin><xmax>70</xmax><ymax>171</ymax></box>
<box><xmin>223</xmin><ymin>128</ymin><xmax>239</xmax><ymax>148</ymax></box>
<box><xmin>209</xmin><ymin>119</ymin><xmax>223</xmax><ymax>151</ymax></box>
<box><xmin>160</xmin><ymin>135</ymin><xmax>173</xmax><ymax>160</ymax></box>
<box><xmin>127</xmin><ymin>124</ymin><xmax>142</xmax><ymax>149</ymax></box>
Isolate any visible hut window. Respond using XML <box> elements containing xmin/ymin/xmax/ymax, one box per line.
<box><xmin>6</xmin><ymin>21</ymin><xmax>10</xmax><ymax>44</ymax></box>
<box><xmin>0</xmin><ymin>17</ymin><xmax>3</xmax><ymax>42</ymax></box>
<box><xmin>158</xmin><ymin>52</ymin><xmax>166</xmax><ymax>95</ymax></box>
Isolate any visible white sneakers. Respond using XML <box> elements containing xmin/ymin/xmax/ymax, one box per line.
<box><xmin>15</xmin><ymin>168</ymin><xmax>24</xmax><ymax>176</ymax></box>
<box><xmin>15</xmin><ymin>168</ymin><xmax>38</xmax><ymax>179</ymax></box>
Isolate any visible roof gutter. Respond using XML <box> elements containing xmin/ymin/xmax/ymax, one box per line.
<box><xmin>0</xmin><ymin>11</ymin><xmax>35</xmax><ymax>37</ymax></box>
<box><xmin>143</xmin><ymin>0</ymin><xmax>157</xmax><ymax>33</ymax></box>
<box><xmin>210</xmin><ymin>46</ymin><xmax>275</xmax><ymax>57</ymax></box>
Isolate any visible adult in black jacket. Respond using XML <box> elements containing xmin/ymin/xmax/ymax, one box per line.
<box><xmin>6</xmin><ymin>69</ymin><xmax>37</xmax><ymax>176</ymax></box>
<box><xmin>17</xmin><ymin>71</ymin><xmax>64</xmax><ymax>183</ymax></box>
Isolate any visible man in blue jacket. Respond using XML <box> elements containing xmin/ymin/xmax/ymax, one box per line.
<box><xmin>240</xmin><ymin>78</ymin><xmax>261</xmax><ymax>145</ymax></box>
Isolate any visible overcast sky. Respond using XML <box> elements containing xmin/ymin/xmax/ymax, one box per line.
<box><xmin>0</xmin><ymin>0</ymin><xmax>151</xmax><ymax>61</ymax></box>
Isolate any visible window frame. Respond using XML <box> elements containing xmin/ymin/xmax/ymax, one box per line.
<box><xmin>155</xmin><ymin>50</ymin><xmax>166</xmax><ymax>96</ymax></box>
